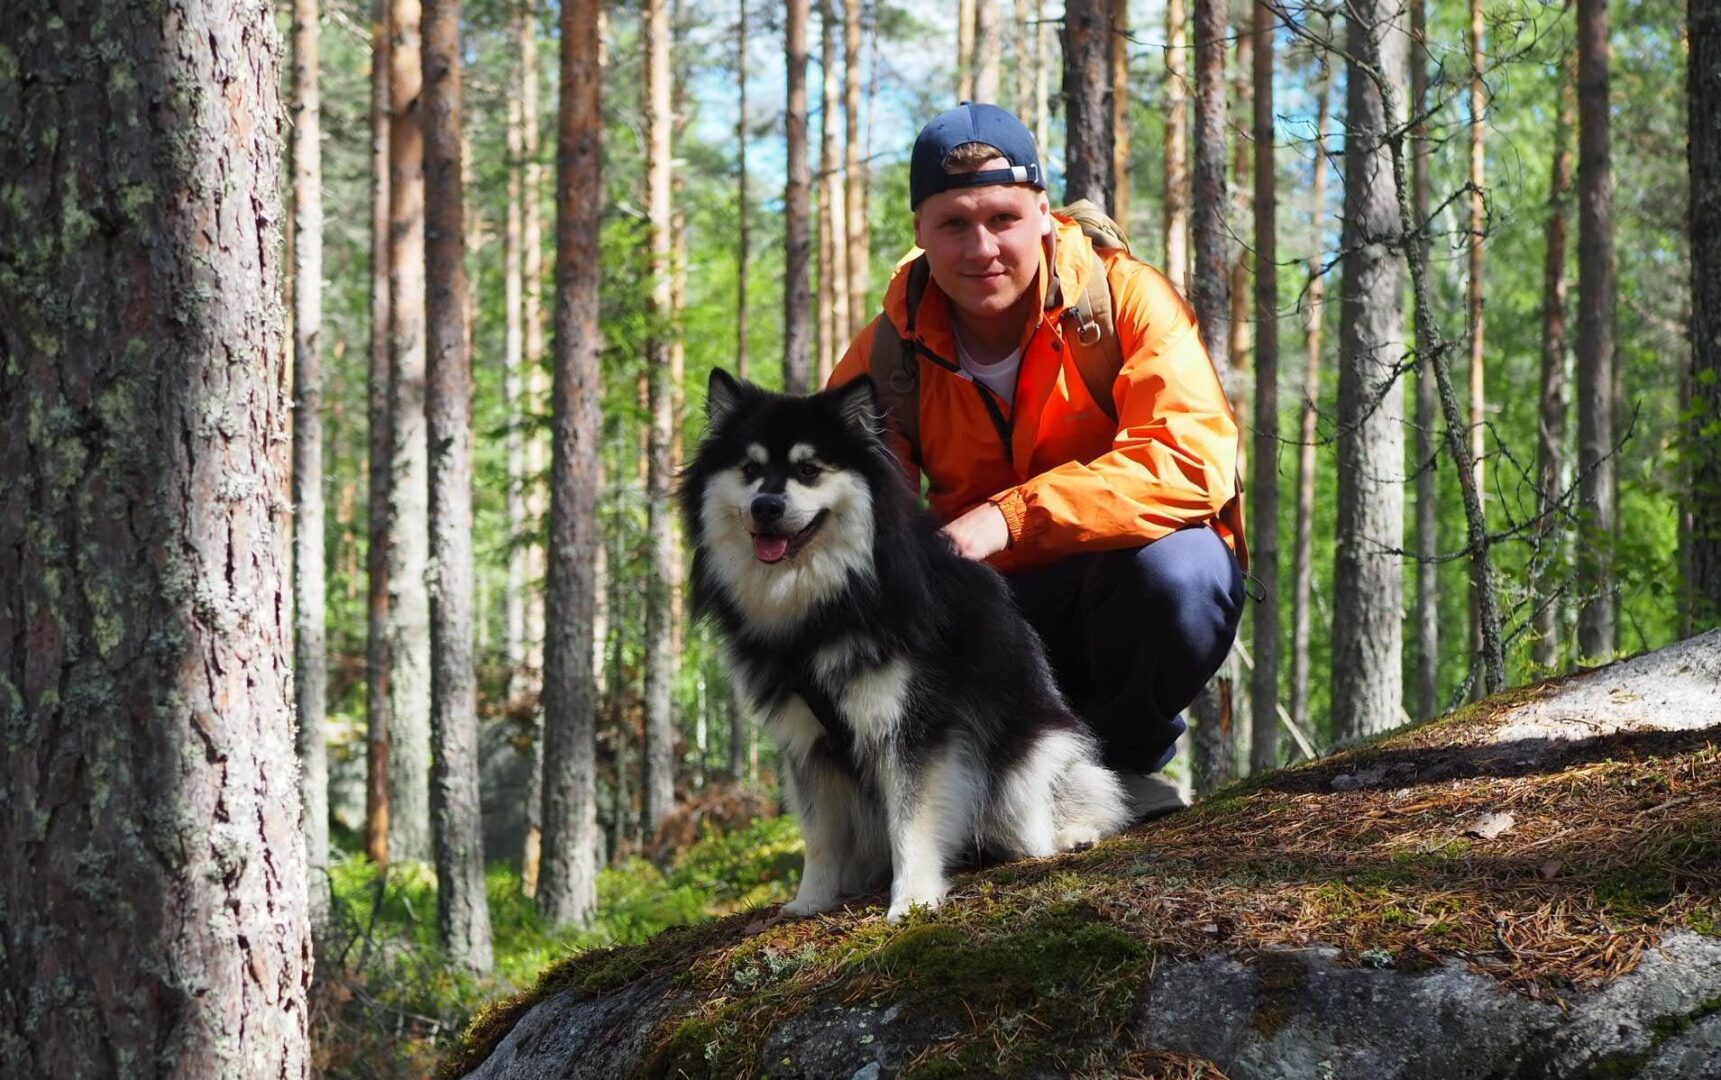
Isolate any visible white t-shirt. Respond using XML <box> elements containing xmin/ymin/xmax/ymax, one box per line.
<box><xmin>955</xmin><ymin>334</ymin><xmax>1024</xmax><ymax>409</ymax></box>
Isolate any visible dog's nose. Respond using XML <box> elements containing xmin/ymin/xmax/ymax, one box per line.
<box><xmin>750</xmin><ymin>494</ymin><xmax>786</xmax><ymax>525</ymax></box>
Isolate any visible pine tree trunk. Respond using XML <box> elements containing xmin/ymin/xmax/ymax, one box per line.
<box><xmin>959</xmin><ymin>0</ymin><xmax>977</xmax><ymax>100</ymax></box>
<box><xmin>0</xmin><ymin>0</ymin><xmax>310</xmax><ymax>1065</ymax></box>
<box><xmin>422</xmin><ymin>0</ymin><xmax>493</xmax><ymax>972</ymax></box>
<box><xmin>504</xmin><ymin>5</ymin><xmax>529</xmax><ymax>712</ymax></box>
<box><xmin>1291</xmin><ymin>69</ymin><xmax>1330</xmax><ymax>742</ymax></box>
<box><xmin>1062</xmin><ymin>0</ymin><xmax>1113</xmax><ymax>209</ymax></box>
<box><xmin>1535</xmin><ymin>71</ymin><xmax>1575</xmax><ymax>669</ymax></box>
<box><xmin>1249</xmin><ymin>0</ymin><xmax>1279</xmax><ymax>772</ymax></box>
<box><xmin>1332</xmin><ymin>0</ymin><xmax>1408</xmax><ymax>742</ymax></box>
<box><xmin>785</xmin><ymin>0</ymin><xmax>814</xmax><ymax>392</ymax></box>
<box><xmin>386</xmin><ymin>0</ymin><xmax>433</xmax><ymax>862</ymax></box>
<box><xmin>1163</xmin><ymin>0</ymin><xmax>1190</xmax><ymax>292</ymax></box>
<box><xmin>1033</xmin><ymin>0</ymin><xmax>1051</xmax><ymax>151</ymax></box>
<box><xmin>523</xmin><ymin>2</ymin><xmax>549</xmax><ymax>696</ymax></box>
<box><xmin>1575</xmin><ymin>0</ymin><xmax>1616</xmax><ymax>660</ymax></box>
<box><xmin>818</xmin><ymin>0</ymin><xmax>848</xmax><ymax>383</ymax></box>
<box><xmin>974</xmin><ymin>0</ymin><xmax>1001</xmax><ymax>102</ymax></box>
<box><xmin>1111</xmin><ymin>0</ymin><xmax>1130</xmax><ymax>231</ymax></box>
<box><xmin>738</xmin><ymin>2</ymin><xmax>752</xmax><ymax>381</ymax></box>
<box><xmin>292</xmin><ymin>0</ymin><xmax>331</xmax><ymax>928</ymax></box>
<box><xmin>516</xmin><ymin>2</ymin><xmax>550</xmax><ymax>901</ymax></box>
<box><xmin>366</xmin><ymin>0</ymin><xmax>394</xmax><ymax>868</ymax></box>
<box><xmin>844</xmin><ymin>0</ymin><xmax>870</xmax><ymax>333</ymax></box>
<box><xmin>1411</xmin><ymin>0</ymin><xmax>1439</xmax><ymax>719</ymax></box>
<box><xmin>1692</xmin><ymin>0</ymin><xmax>1721</xmax><ymax>627</ymax></box>
<box><xmin>1015</xmin><ymin>0</ymin><xmax>1035</xmax><ymax>119</ymax></box>
<box><xmin>642</xmin><ymin>0</ymin><xmax>678</xmax><ymax>835</ymax></box>
<box><xmin>1190</xmin><ymin>0</ymin><xmax>1232</xmax><ymax>794</ymax></box>
<box><xmin>539</xmin><ymin>0</ymin><xmax>603</xmax><ymax>927</ymax></box>
<box><xmin>1466</xmin><ymin>0</ymin><xmax>1488</xmax><ymax>692</ymax></box>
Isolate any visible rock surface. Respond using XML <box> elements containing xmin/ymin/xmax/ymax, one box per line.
<box><xmin>455</xmin><ymin>632</ymin><xmax>1721</xmax><ymax>1079</ymax></box>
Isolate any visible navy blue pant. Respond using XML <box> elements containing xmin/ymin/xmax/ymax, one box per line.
<box><xmin>1005</xmin><ymin>527</ymin><xmax>1245</xmax><ymax>773</ymax></box>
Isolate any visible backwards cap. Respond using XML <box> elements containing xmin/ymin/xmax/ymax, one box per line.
<box><xmin>909</xmin><ymin>102</ymin><xmax>1045</xmax><ymax>209</ymax></box>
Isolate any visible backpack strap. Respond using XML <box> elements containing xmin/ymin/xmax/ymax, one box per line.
<box><xmin>1061</xmin><ymin>245</ymin><xmax>1125</xmax><ymax>422</ymax></box>
<box><xmin>866</xmin><ymin>257</ymin><xmax>937</xmax><ymax>463</ymax></box>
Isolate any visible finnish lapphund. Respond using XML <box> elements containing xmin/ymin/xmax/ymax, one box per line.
<box><xmin>681</xmin><ymin>369</ymin><xmax>1130</xmax><ymax>922</ymax></box>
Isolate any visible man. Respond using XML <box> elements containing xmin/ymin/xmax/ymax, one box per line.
<box><xmin>828</xmin><ymin>103</ymin><xmax>1246</xmax><ymax>816</ymax></box>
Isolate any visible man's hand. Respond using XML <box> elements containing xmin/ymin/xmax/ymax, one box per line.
<box><xmin>941</xmin><ymin>502</ymin><xmax>1010</xmax><ymax>561</ymax></box>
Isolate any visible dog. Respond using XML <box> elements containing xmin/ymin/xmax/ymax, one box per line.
<box><xmin>680</xmin><ymin>369</ymin><xmax>1131</xmax><ymax>923</ymax></box>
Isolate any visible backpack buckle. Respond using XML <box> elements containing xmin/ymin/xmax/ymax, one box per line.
<box><xmin>1065</xmin><ymin>306</ymin><xmax>1102</xmax><ymax>347</ymax></box>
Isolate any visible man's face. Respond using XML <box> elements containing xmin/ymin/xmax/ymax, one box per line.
<box><xmin>913</xmin><ymin>161</ymin><xmax>1050</xmax><ymax>323</ymax></box>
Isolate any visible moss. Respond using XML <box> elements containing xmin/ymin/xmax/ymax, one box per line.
<box><xmin>1686</xmin><ymin>905</ymin><xmax>1720</xmax><ymax>937</ymax></box>
<box><xmin>1250</xmin><ymin>952</ymin><xmax>1309</xmax><ymax>1036</ymax></box>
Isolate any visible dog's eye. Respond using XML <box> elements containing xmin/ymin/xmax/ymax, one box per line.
<box><xmin>794</xmin><ymin>462</ymin><xmax>821</xmax><ymax>483</ymax></box>
<box><xmin>741</xmin><ymin>462</ymin><xmax>762</xmax><ymax>482</ymax></box>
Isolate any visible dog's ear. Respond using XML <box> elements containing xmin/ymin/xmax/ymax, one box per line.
<box><xmin>831</xmin><ymin>375</ymin><xmax>884</xmax><ymax>439</ymax></box>
<box><xmin>706</xmin><ymin>367</ymin><xmax>747</xmax><ymax>428</ymax></box>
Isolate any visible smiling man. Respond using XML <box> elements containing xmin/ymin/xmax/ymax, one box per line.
<box><xmin>827</xmin><ymin>103</ymin><xmax>1247</xmax><ymax>817</ymax></box>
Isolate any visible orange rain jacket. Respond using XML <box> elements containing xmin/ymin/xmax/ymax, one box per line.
<box><xmin>828</xmin><ymin>216</ymin><xmax>1246</xmax><ymax>575</ymax></box>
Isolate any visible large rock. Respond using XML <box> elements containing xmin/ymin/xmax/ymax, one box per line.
<box><xmin>448</xmin><ymin>632</ymin><xmax>1721</xmax><ymax>1079</ymax></box>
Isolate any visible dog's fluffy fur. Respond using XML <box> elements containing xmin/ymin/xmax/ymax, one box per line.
<box><xmin>680</xmin><ymin>370</ymin><xmax>1130</xmax><ymax>922</ymax></box>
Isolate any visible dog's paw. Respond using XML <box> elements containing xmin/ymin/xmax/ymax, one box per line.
<box><xmin>884</xmin><ymin>880</ymin><xmax>947</xmax><ymax>924</ymax></box>
<box><xmin>781</xmin><ymin>895</ymin><xmax>839</xmax><ymax>918</ymax></box>
<box><xmin>885</xmin><ymin>895</ymin><xmax>944</xmax><ymax>924</ymax></box>
<box><xmin>1055</xmin><ymin>825</ymin><xmax>1103</xmax><ymax>852</ymax></box>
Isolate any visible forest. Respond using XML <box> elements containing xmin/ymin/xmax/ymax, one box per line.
<box><xmin>1</xmin><ymin>0</ymin><xmax>1718</xmax><ymax>1074</ymax></box>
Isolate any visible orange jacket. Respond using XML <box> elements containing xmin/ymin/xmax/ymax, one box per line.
<box><xmin>828</xmin><ymin>217</ymin><xmax>1244</xmax><ymax>574</ymax></box>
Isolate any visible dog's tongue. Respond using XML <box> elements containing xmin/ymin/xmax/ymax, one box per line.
<box><xmin>753</xmin><ymin>534</ymin><xmax>790</xmax><ymax>563</ymax></box>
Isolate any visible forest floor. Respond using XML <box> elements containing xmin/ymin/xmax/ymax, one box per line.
<box><xmin>444</xmin><ymin>630</ymin><xmax>1721</xmax><ymax>1079</ymax></box>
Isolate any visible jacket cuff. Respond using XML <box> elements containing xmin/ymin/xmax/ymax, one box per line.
<box><xmin>991</xmin><ymin>488</ymin><xmax>1031</xmax><ymax>549</ymax></box>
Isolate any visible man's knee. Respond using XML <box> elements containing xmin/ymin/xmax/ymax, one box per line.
<box><xmin>1091</xmin><ymin>528</ymin><xmax>1242</xmax><ymax>659</ymax></box>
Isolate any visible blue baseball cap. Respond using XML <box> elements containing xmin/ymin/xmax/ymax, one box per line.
<box><xmin>909</xmin><ymin>103</ymin><xmax>1045</xmax><ymax>209</ymax></box>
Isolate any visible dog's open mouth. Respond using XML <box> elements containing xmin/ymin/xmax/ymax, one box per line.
<box><xmin>752</xmin><ymin>510</ymin><xmax>829</xmax><ymax>564</ymax></box>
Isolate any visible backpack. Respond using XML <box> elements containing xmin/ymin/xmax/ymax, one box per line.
<box><xmin>864</xmin><ymin>200</ymin><xmax>1252</xmax><ymax>572</ymax></box>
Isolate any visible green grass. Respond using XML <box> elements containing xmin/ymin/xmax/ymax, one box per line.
<box><xmin>313</xmin><ymin>815</ymin><xmax>802</xmax><ymax>1078</ymax></box>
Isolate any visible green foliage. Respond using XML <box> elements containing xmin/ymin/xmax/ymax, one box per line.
<box><xmin>314</xmin><ymin>815</ymin><xmax>801</xmax><ymax>1077</ymax></box>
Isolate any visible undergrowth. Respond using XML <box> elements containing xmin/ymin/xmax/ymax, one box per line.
<box><xmin>310</xmin><ymin>814</ymin><xmax>801</xmax><ymax>1078</ymax></box>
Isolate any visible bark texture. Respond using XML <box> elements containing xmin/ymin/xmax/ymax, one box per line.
<box><xmin>1535</xmin><ymin>72</ymin><xmax>1575</xmax><ymax>669</ymax></box>
<box><xmin>1575</xmin><ymin>0</ymin><xmax>1616</xmax><ymax>660</ymax></box>
<box><xmin>1332</xmin><ymin>0</ymin><xmax>1408</xmax><ymax>742</ymax></box>
<box><xmin>643</xmin><ymin>0</ymin><xmax>678</xmax><ymax>835</ymax></box>
<box><xmin>1110</xmin><ymin>0</ymin><xmax>1130</xmax><ymax>230</ymax></box>
<box><xmin>292</xmin><ymin>0</ymin><xmax>331</xmax><ymax>927</ymax></box>
<box><xmin>1249</xmin><ymin>0</ymin><xmax>1279</xmax><ymax>772</ymax></box>
<box><xmin>386</xmin><ymin>0</ymin><xmax>433</xmax><ymax>861</ymax></box>
<box><xmin>539</xmin><ymin>0</ymin><xmax>603</xmax><ymax>927</ymax></box>
<box><xmin>1690</xmin><ymin>0</ymin><xmax>1721</xmax><ymax>627</ymax></box>
<box><xmin>422</xmin><ymin>0</ymin><xmax>493</xmax><ymax>972</ymax></box>
<box><xmin>1189</xmin><ymin>0</ymin><xmax>1232</xmax><ymax>793</ymax></box>
<box><xmin>817</xmin><ymin>0</ymin><xmax>848</xmax><ymax>384</ymax></box>
<box><xmin>366</xmin><ymin>0</ymin><xmax>394</xmax><ymax>866</ymax></box>
<box><xmin>843</xmin><ymin>0</ymin><xmax>869</xmax><ymax>334</ymax></box>
<box><xmin>974</xmin><ymin>0</ymin><xmax>1001</xmax><ymax>102</ymax></box>
<box><xmin>737</xmin><ymin>1</ymin><xmax>752</xmax><ymax>381</ymax></box>
<box><xmin>784</xmin><ymin>0</ymin><xmax>813</xmax><ymax>393</ymax></box>
<box><xmin>1291</xmin><ymin>71</ymin><xmax>1330</xmax><ymax>742</ymax></box>
<box><xmin>1062</xmin><ymin>0</ymin><xmax>1113</xmax><ymax>210</ymax></box>
<box><xmin>1466</xmin><ymin>0</ymin><xmax>1488</xmax><ymax>691</ymax></box>
<box><xmin>0</xmin><ymin>0</ymin><xmax>311</xmax><ymax>1070</ymax></box>
<box><xmin>1411</xmin><ymin>0</ymin><xmax>1438</xmax><ymax>720</ymax></box>
<box><xmin>1163</xmin><ymin>0</ymin><xmax>1190</xmax><ymax>292</ymax></box>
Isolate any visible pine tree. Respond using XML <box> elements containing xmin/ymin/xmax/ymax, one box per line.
<box><xmin>539</xmin><ymin>0</ymin><xmax>603</xmax><ymax>928</ymax></box>
<box><xmin>1332</xmin><ymin>0</ymin><xmax>1408</xmax><ymax>741</ymax></box>
<box><xmin>0</xmin><ymin>0</ymin><xmax>310</xmax><ymax>1063</ymax></box>
<box><xmin>422</xmin><ymin>0</ymin><xmax>493</xmax><ymax>972</ymax></box>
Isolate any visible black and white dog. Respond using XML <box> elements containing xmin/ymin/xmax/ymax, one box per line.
<box><xmin>681</xmin><ymin>370</ymin><xmax>1130</xmax><ymax>922</ymax></box>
